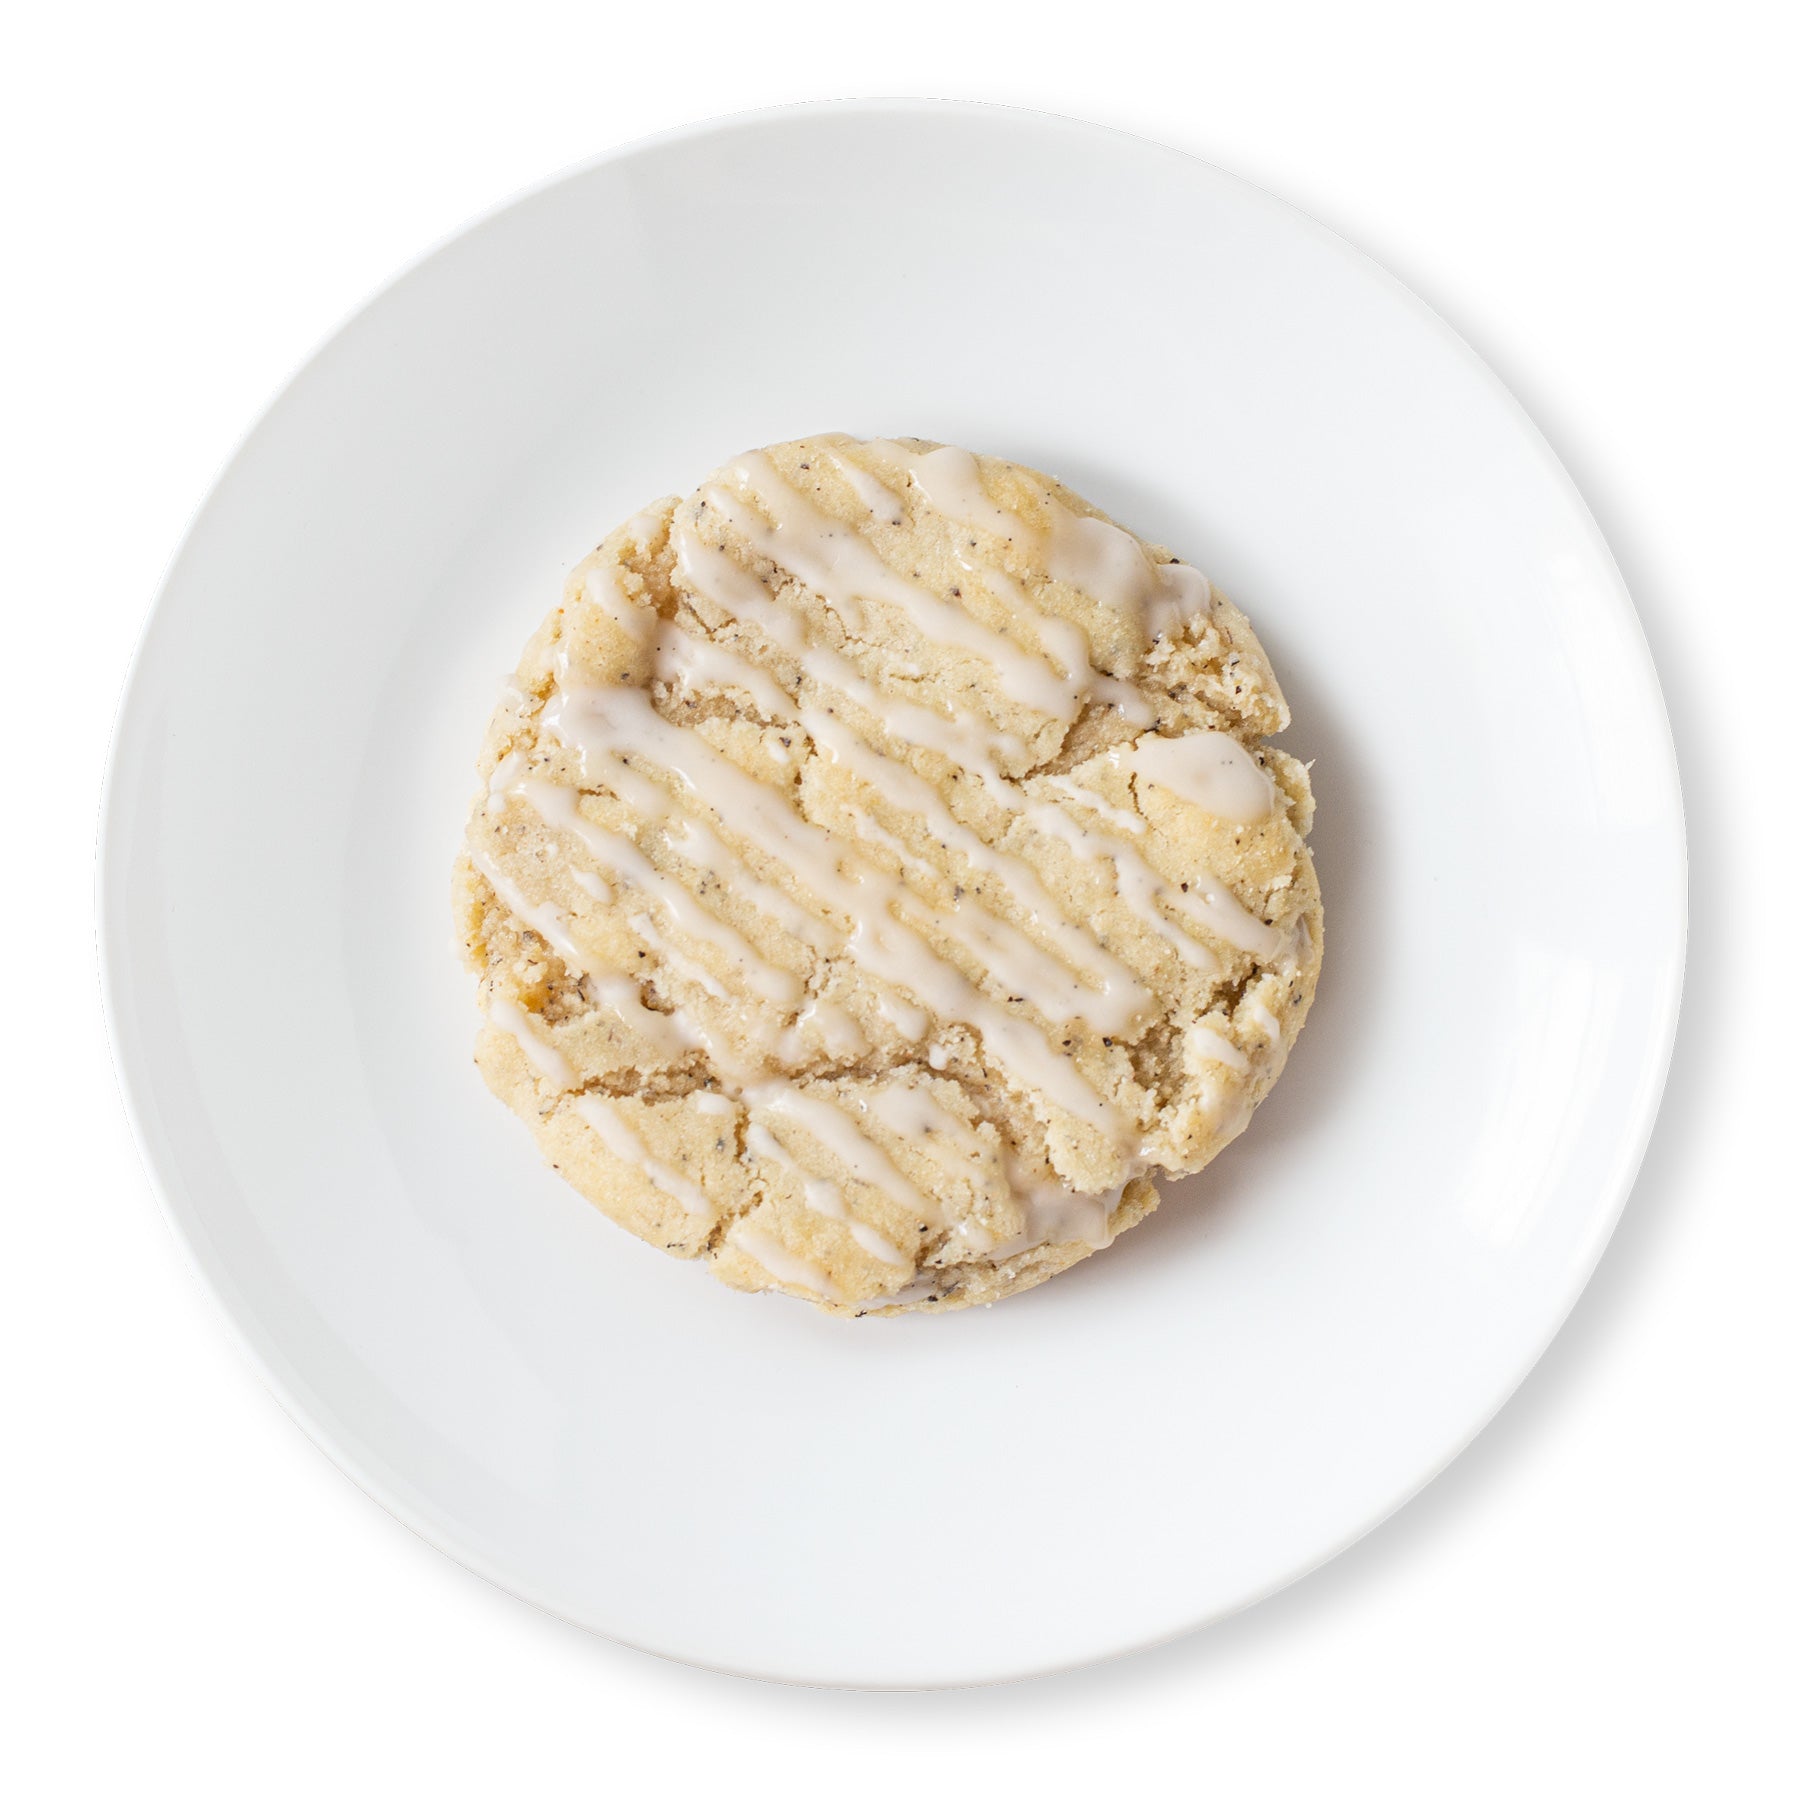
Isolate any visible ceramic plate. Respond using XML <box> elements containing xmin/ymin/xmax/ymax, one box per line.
<box><xmin>99</xmin><ymin>101</ymin><xmax>1685</xmax><ymax>1687</ymax></box>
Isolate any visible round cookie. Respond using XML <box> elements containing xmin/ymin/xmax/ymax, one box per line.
<box><xmin>454</xmin><ymin>435</ymin><xmax>1322</xmax><ymax>1314</ymax></box>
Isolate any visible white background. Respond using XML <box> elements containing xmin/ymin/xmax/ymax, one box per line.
<box><xmin>5</xmin><ymin>2</ymin><xmax>1796</xmax><ymax>1793</ymax></box>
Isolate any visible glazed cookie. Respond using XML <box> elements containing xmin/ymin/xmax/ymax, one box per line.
<box><xmin>455</xmin><ymin>435</ymin><xmax>1322</xmax><ymax>1314</ymax></box>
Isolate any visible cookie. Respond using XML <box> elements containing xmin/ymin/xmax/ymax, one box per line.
<box><xmin>454</xmin><ymin>435</ymin><xmax>1322</xmax><ymax>1313</ymax></box>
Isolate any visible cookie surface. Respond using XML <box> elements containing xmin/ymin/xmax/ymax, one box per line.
<box><xmin>455</xmin><ymin>436</ymin><xmax>1322</xmax><ymax>1313</ymax></box>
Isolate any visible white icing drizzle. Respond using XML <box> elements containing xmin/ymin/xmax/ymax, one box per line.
<box><xmin>520</xmin><ymin>778</ymin><xmax>801</xmax><ymax>1007</ymax></box>
<box><xmin>623</xmin><ymin>500</ymin><xmax>676</xmax><ymax>546</ymax></box>
<box><xmin>728</xmin><ymin>1223</ymin><xmax>841</xmax><ymax>1299</ymax></box>
<box><xmin>1185</xmin><ymin>890</ymin><xmax>1282</xmax><ymax>960</ymax></box>
<box><xmin>1044</xmin><ymin>507</ymin><xmax>1212</xmax><ymax>643</ymax></box>
<box><xmin>752</xmin><ymin>1083</ymin><xmax>945</xmax><ymax>1226</ymax></box>
<box><xmin>1287</xmin><ymin>913</ymin><xmax>1314</xmax><ymax>971</ymax></box>
<box><xmin>1091</xmin><ymin>675</ymin><xmax>1156</xmax><ymax>725</ymax></box>
<box><xmin>676</xmin><ymin>518</ymin><xmax>1023</xmax><ymax>786</ymax></box>
<box><xmin>1038</xmin><ymin>774</ymin><xmax>1148</xmax><ymax>836</ymax></box>
<box><xmin>1024</xmin><ymin>791</ymin><xmax>1282</xmax><ymax>962</ymax></box>
<box><xmin>539</xmin><ymin>681</ymin><xmax>1123</xmax><ymax>1136</ymax></box>
<box><xmin>713</xmin><ymin>454</ymin><xmax>1083</xmax><ymax>719</ymax></box>
<box><xmin>849</xmin><ymin>1222</ymin><xmax>913</xmax><ymax>1267</ymax></box>
<box><xmin>655</xmin><ymin>620</ymin><xmax>790</xmax><ymax>717</ymax></box>
<box><xmin>950</xmin><ymin>1218</ymin><xmax>998</xmax><ymax>1255</ymax></box>
<box><xmin>468</xmin><ymin>849</ymin><xmax>592</xmax><ymax>974</ymax></box>
<box><xmin>486</xmin><ymin>994</ymin><xmax>574</xmax><ymax>1087</ymax></box>
<box><xmin>692</xmin><ymin>1091</ymin><xmax>734</xmax><ymax>1116</ymax></box>
<box><xmin>879</xmin><ymin>438</ymin><xmax>1208</xmax><ymax>658</ymax></box>
<box><xmin>1148</xmin><ymin>561</ymin><xmax>1213</xmax><ymax>638</ymax></box>
<box><xmin>748</xmin><ymin>1121</ymin><xmax>842</xmax><ymax>1213</ymax></box>
<box><xmin>1131</xmin><ymin>730</ymin><xmax>1276</xmax><ymax>824</ymax></box>
<box><xmin>853</xmin><ymin>1272</ymin><xmax>944</xmax><ymax>1313</ymax></box>
<box><xmin>747</xmin><ymin>1120</ymin><xmax>911</xmax><ymax>1266</ymax></box>
<box><xmin>963</xmin><ymin>560</ymin><xmax>1085</xmax><ymax>687</ymax></box>
<box><xmin>573</xmin><ymin>1094</ymin><xmax>712</xmax><ymax>1218</ymax></box>
<box><xmin>829</xmin><ymin>450</ymin><xmax>907</xmax><ymax>526</ymax></box>
<box><xmin>583</xmin><ymin>562</ymin><xmax>657</xmax><ymax>643</ymax></box>
<box><xmin>543</xmin><ymin>619</ymin><xmax>928</xmax><ymax>1058</ymax></box>
<box><xmin>1244</xmin><ymin>995</ymin><xmax>1283</xmax><ymax>1044</ymax></box>
<box><xmin>905</xmin><ymin>444</ymin><xmax>1032</xmax><ymax>542</ymax></box>
<box><xmin>486</xmin><ymin>750</ymin><xmax>526</xmax><ymax>815</ymax></box>
<box><xmin>807</xmin><ymin>710</ymin><xmax>1150</xmax><ymax>1032</ymax></box>
<box><xmin>705</xmin><ymin>514</ymin><xmax>1267</xmax><ymax>1000</ymax></box>
<box><xmin>666</xmin><ymin>816</ymin><xmax>836</xmax><ymax>952</ymax></box>
<box><xmin>776</xmin><ymin>999</ymin><xmax>869</xmax><ymax>1063</ymax></box>
<box><xmin>1046</xmin><ymin>508</ymin><xmax>1158</xmax><ymax>617</ymax></box>
<box><xmin>1016</xmin><ymin>807</ymin><xmax>1223</xmax><ymax>972</ymax></box>
<box><xmin>892</xmin><ymin>863</ymin><xmax>1124</xmax><ymax>1030</ymax></box>
<box><xmin>473</xmin><ymin>845</ymin><xmax>691</xmax><ymax>1054</ymax></box>
<box><xmin>861</xmin><ymin>1083</ymin><xmax>992</xmax><ymax>1182</ymax></box>
<box><xmin>842</xmin><ymin>808</ymin><xmax>913</xmax><ymax>869</ymax></box>
<box><xmin>629</xmin><ymin>911</ymin><xmax>729</xmax><ymax>1001</ymax></box>
<box><xmin>1188</xmin><ymin>1024</ymin><xmax>1250</xmax><ymax>1073</ymax></box>
<box><xmin>589</xmin><ymin>974</ymin><xmax>697</xmax><ymax>1060</ymax></box>
<box><xmin>997</xmin><ymin>1155</ymin><xmax>1125</xmax><ymax>1254</ymax></box>
<box><xmin>867</xmin><ymin>439</ymin><xmax>1195</xmax><ymax>676</ymax></box>
<box><xmin>1027</xmin><ymin>608</ymin><xmax>1094</xmax><ymax>687</ymax></box>
<box><xmin>634</xmin><ymin>992</ymin><xmax>757</xmax><ymax>1082</ymax></box>
<box><xmin>875</xmin><ymin>992</ymin><xmax>930</xmax><ymax>1042</ymax></box>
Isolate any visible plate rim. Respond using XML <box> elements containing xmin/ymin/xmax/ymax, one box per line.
<box><xmin>95</xmin><ymin>95</ymin><xmax>1689</xmax><ymax>1689</ymax></box>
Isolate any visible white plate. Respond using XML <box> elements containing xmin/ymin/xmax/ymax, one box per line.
<box><xmin>99</xmin><ymin>101</ymin><xmax>1685</xmax><ymax>1687</ymax></box>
